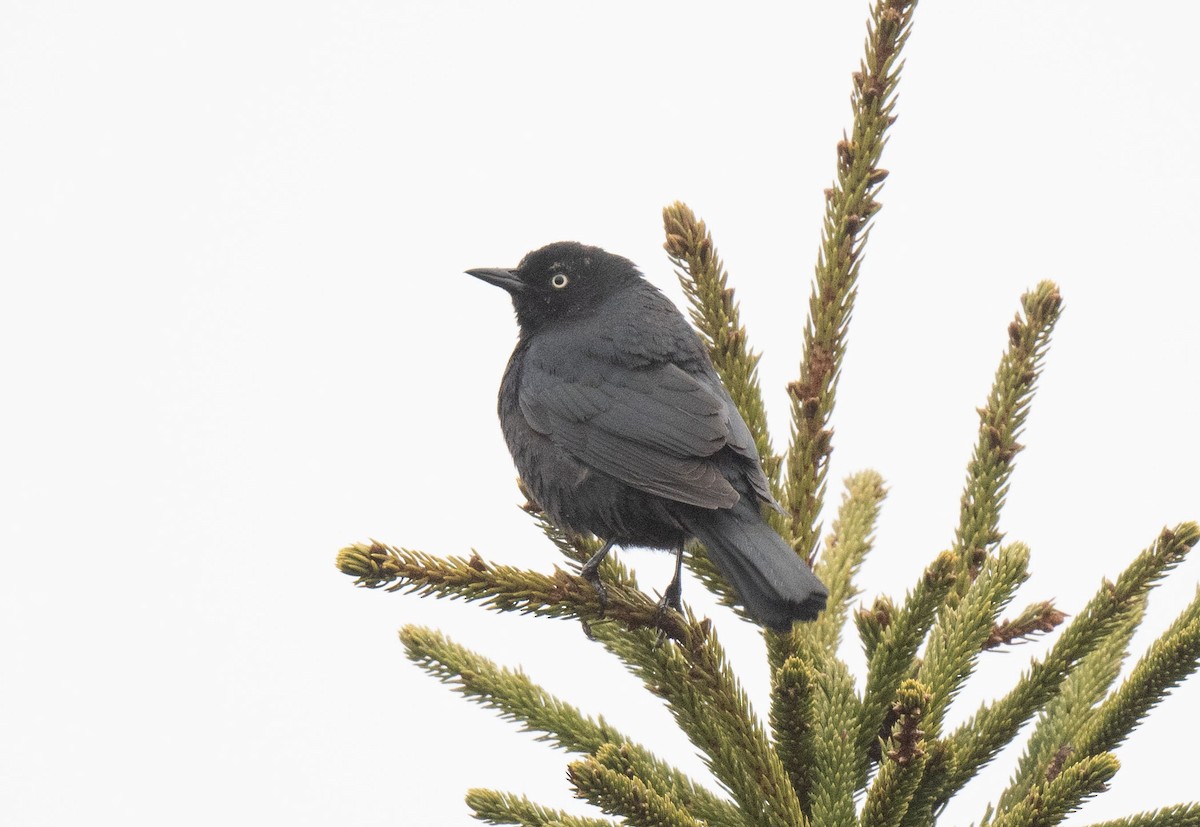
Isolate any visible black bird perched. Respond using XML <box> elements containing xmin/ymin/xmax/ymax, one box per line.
<box><xmin>467</xmin><ymin>242</ymin><xmax>827</xmax><ymax>632</ymax></box>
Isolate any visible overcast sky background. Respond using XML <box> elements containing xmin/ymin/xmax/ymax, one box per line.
<box><xmin>3</xmin><ymin>2</ymin><xmax>1199</xmax><ymax>825</ymax></box>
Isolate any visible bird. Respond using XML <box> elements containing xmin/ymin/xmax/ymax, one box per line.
<box><xmin>467</xmin><ymin>241</ymin><xmax>827</xmax><ymax>632</ymax></box>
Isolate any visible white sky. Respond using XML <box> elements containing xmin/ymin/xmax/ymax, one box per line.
<box><xmin>3</xmin><ymin>2</ymin><xmax>1199</xmax><ymax>825</ymax></box>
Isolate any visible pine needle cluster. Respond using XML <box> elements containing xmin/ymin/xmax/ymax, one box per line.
<box><xmin>337</xmin><ymin>1</ymin><xmax>1200</xmax><ymax>823</ymax></box>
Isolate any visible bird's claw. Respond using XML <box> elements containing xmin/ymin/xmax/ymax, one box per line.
<box><xmin>581</xmin><ymin>568</ymin><xmax>610</xmax><ymax>617</ymax></box>
<box><xmin>653</xmin><ymin>589</ymin><xmax>683</xmax><ymax>648</ymax></box>
<box><xmin>661</xmin><ymin>578</ymin><xmax>683</xmax><ymax>614</ymax></box>
<box><xmin>579</xmin><ymin>540</ymin><xmax>615</xmax><ymax>619</ymax></box>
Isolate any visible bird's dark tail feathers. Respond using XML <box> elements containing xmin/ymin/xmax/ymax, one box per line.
<box><xmin>681</xmin><ymin>499</ymin><xmax>828</xmax><ymax>632</ymax></box>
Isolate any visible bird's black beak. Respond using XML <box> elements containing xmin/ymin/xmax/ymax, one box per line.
<box><xmin>466</xmin><ymin>267</ymin><xmax>524</xmax><ymax>294</ymax></box>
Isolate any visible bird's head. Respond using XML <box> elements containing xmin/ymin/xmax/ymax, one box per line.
<box><xmin>467</xmin><ymin>241</ymin><xmax>644</xmax><ymax>331</ymax></box>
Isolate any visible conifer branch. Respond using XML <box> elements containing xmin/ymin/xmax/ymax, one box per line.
<box><xmin>895</xmin><ymin>546</ymin><xmax>1031</xmax><ymax>819</ymax></box>
<box><xmin>986</xmin><ymin>752</ymin><xmax>1119</xmax><ymax>827</ymax></box>
<box><xmin>858</xmin><ymin>551</ymin><xmax>958</xmax><ymax>762</ymax></box>
<box><xmin>859</xmin><ymin>281</ymin><xmax>1061</xmax><ymax>752</ymax></box>
<box><xmin>663</xmin><ymin>202</ymin><xmax>778</xmax><ymax>491</ymax></box>
<box><xmin>465</xmin><ymin>789</ymin><xmax>617</xmax><ymax>827</ymax></box>
<box><xmin>568</xmin><ymin>745</ymin><xmax>705</xmax><ymax>827</ymax></box>
<box><xmin>859</xmin><ymin>680</ymin><xmax>931</xmax><ymax>827</ymax></box>
<box><xmin>984</xmin><ymin>601</ymin><xmax>1068</xmax><ymax>651</ymax></box>
<box><xmin>805</xmin><ymin>648</ymin><xmax>863</xmax><ymax>826</ymax></box>
<box><xmin>521</xmin><ymin>499</ymin><xmax>797</xmax><ymax>826</ymax></box>
<box><xmin>783</xmin><ymin>0</ymin><xmax>915</xmax><ymax>572</ymax></box>
<box><xmin>336</xmin><ymin>542</ymin><xmax>692</xmax><ymax>643</ymax></box>
<box><xmin>916</xmin><ymin>544</ymin><xmax>1030</xmax><ymax>738</ymax></box>
<box><xmin>897</xmin><ymin>740</ymin><xmax>956</xmax><ymax>827</ymax></box>
<box><xmin>1081</xmin><ymin>804</ymin><xmax>1200</xmax><ymax>827</ymax></box>
<box><xmin>1070</xmin><ymin>587</ymin><xmax>1200</xmax><ymax>763</ymax></box>
<box><xmin>399</xmin><ymin>627</ymin><xmax>741</xmax><ymax>826</ymax></box>
<box><xmin>806</xmin><ymin>470</ymin><xmax>888</xmax><ymax>655</ymax></box>
<box><xmin>951</xmin><ymin>281</ymin><xmax>1062</xmax><ymax>592</ymax></box>
<box><xmin>772</xmin><ymin>472</ymin><xmax>884</xmax><ymax>805</ymax></box>
<box><xmin>994</xmin><ymin>596</ymin><xmax>1147</xmax><ymax>814</ymax></box>
<box><xmin>937</xmin><ymin>523</ymin><xmax>1199</xmax><ymax>808</ymax></box>
<box><xmin>769</xmin><ymin>0</ymin><xmax>918</xmax><ymax>794</ymax></box>
<box><xmin>590</xmin><ymin>620</ymin><xmax>807</xmax><ymax>827</ymax></box>
<box><xmin>515</xmin><ymin>502</ymin><xmax>802</xmax><ymax>826</ymax></box>
<box><xmin>400</xmin><ymin>625</ymin><xmax>621</xmax><ymax>750</ymax></box>
<box><xmin>593</xmin><ymin>742</ymin><xmax>745</xmax><ymax>827</ymax></box>
<box><xmin>769</xmin><ymin>656</ymin><xmax>818</xmax><ymax>813</ymax></box>
<box><xmin>856</xmin><ymin>594</ymin><xmax>896</xmax><ymax>661</ymax></box>
<box><xmin>341</xmin><ymin>542</ymin><xmax>798</xmax><ymax>824</ymax></box>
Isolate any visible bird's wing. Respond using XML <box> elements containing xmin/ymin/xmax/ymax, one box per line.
<box><xmin>519</xmin><ymin>357</ymin><xmax>741</xmax><ymax>509</ymax></box>
<box><xmin>712</xmin><ymin>381</ymin><xmax>779</xmax><ymax>509</ymax></box>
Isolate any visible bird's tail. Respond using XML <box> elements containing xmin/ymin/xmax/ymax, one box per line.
<box><xmin>680</xmin><ymin>499</ymin><xmax>828</xmax><ymax>632</ymax></box>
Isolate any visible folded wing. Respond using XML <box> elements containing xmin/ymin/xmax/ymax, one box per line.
<box><xmin>520</xmin><ymin>358</ymin><xmax>742</xmax><ymax>509</ymax></box>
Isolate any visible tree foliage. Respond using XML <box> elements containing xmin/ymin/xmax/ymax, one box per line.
<box><xmin>338</xmin><ymin>1</ymin><xmax>1200</xmax><ymax>823</ymax></box>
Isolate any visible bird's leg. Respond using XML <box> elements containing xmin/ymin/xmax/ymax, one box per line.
<box><xmin>658</xmin><ymin>544</ymin><xmax>685</xmax><ymax>617</ymax></box>
<box><xmin>579</xmin><ymin>539</ymin><xmax>615</xmax><ymax>613</ymax></box>
<box><xmin>653</xmin><ymin>545</ymin><xmax>686</xmax><ymax>647</ymax></box>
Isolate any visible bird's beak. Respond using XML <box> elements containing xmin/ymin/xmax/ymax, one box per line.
<box><xmin>466</xmin><ymin>267</ymin><xmax>524</xmax><ymax>293</ymax></box>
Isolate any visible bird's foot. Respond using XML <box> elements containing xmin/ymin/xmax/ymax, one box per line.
<box><xmin>579</xmin><ymin>618</ymin><xmax>597</xmax><ymax>641</ymax></box>
<box><xmin>652</xmin><ymin>546</ymin><xmax>686</xmax><ymax>647</ymax></box>
<box><xmin>581</xmin><ymin>567</ymin><xmax>610</xmax><ymax>617</ymax></box>
<box><xmin>579</xmin><ymin>540</ymin><xmax>615</xmax><ymax>618</ymax></box>
<box><xmin>657</xmin><ymin>581</ymin><xmax>683</xmax><ymax>617</ymax></box>
<box><xmin>653</xmin><ymin>585</ymin><xmax>684</xmax><ymax>647</ymax></box>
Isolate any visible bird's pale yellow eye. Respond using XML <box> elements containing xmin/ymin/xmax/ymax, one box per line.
<box><xmin>550</xmin><ymin>273</ymin><xmax>569</xmax><ymax>289</ymax></box>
